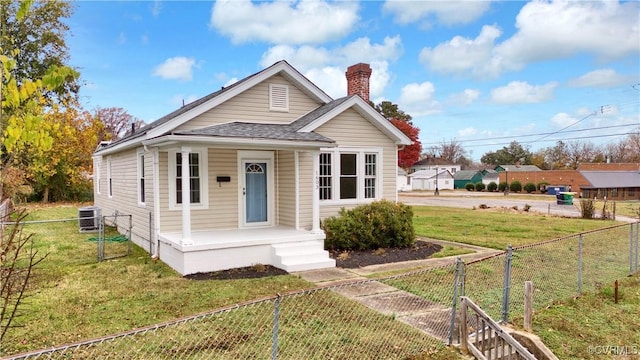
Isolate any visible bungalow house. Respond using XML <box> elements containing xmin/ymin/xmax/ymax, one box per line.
<box><xmin>92</xmin><ymin>61</ymin><xmax>411</xmax><ymax>275</ymax></box>
<box><xmin>481</xmin><ymin>169</ymin><xmax>499</xmax><ymax>187</ymax></box>
<box><xmin>410</xmin><ymin>169</ymin><xmax>454</xmax><ymax>191</ymax></box>
<box><xmin>453</xmin><ymin>170</ymin><xmax>483</xmax><ymax>189</ymax></box>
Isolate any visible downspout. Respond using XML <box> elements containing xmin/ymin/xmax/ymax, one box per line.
<box><xmin>149</xmin><ymin>146</ymin><xmax>161</xmax><ymax>258</ymax></box>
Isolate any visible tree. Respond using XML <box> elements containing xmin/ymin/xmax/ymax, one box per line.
<box><xmin>374</xmin><ymin>101</ymin><xmax>412</xmax><ymax>123</ymax></box>
<box><xmin>390</xmin><ymin>118</ymin><xmax>421</xmax><ymax>170</ymax></box>
<box><xmin>1</xmin><ymin>0</ymin><xmax>78</xmax><ymax>103</ymax></box>
<box><xmin>480</xmin><ymin>141</ymin><xmax>532</xmax><ymax>166</ymax></box>
<box><xmin>93</xmin><ymin>107</ymin><xmax>145</xmax><ymax>142</ymax></box>
<box><xmin>430</xmin><ymin>139</ymin><xmax>471</xmax><ymax>167</ymax></box>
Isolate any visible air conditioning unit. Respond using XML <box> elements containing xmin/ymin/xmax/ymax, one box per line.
<box><xmin>78</xmin><ymin>206</ymin><xmax>99</xmax><ymax>232</ymax></box>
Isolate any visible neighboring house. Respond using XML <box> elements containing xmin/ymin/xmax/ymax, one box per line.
<box><xmin>410</xmin><ymin>156</ymin><xmax>460</xmax><ymax>175</ymax></box>
<box><xmin>480</xmin><ymin>169</ymin><xmax>499</xmax><ymax>186</ymax></box>
<box><xmin>579</xmin><ymin>171</ymin><xmax>640</xmax><ymax>200</ymax></box>
<box><xmin>495</xmin><ymin>164</ymin><xmax>542</xmax><ymax>172</ymax></box>
<box><xmin>397</xmin><ymin>168</ymin><xmax>412</xmax><ymax>192</ymax></box>
<box><xmin>93</xmin><ymin>61</ymin><xmax>411</xmax><ymax>275</ymax></box>
<box><xmin>410</xmin><ymin>170</ymin><xmax>454</xmax><ymax>191</ymax></box>
<box><xmin>453</xmin><ymin>170</ymin><xmax>483</xmax><ymax>189</ymax></box>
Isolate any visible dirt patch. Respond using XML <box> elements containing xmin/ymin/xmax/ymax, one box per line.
<box><xmin>185</xmin><ymin>240</ymin><xmax>443</xmax><ymax>280</ymax></box>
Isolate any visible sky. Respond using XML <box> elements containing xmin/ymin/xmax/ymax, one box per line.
<box><xmin>66</xmin><ymin>0</ymin><xmax>640</xmax><ymax>161</ymax></box>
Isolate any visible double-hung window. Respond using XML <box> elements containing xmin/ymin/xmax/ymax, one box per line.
<box><xmin>168</xmin><ymin>149</ymin><xmax>209</xmax><ymax>210</ymax></box>
<box><xmin>137</xmin><ymin>150</ymin><xmax>145</xmax><ymax>205</ymax></box>
<box><xmin>319</xmin><ymin>149</ymin><xmax>380</xmax><ymax>202</ymax></box>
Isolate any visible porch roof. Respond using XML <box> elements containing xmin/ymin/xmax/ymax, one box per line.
<box><xmin>173</xmin><ymin>121</ymin><xmax>335</xmax><ymax>143</ymax></box>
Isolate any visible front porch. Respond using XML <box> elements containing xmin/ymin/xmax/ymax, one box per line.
<box><xmin>158</xmin><ymin>227</ymin><xmax>336</xmax><ymax>275</ymax></box>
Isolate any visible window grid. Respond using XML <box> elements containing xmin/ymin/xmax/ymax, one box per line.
<box><xmin>176</xmin><ymin>153</ymin><xmax>201</xmax><ymax>204</ymax></box>
<box><xmin>364</xmin><ymin>153</ymin><xmax>376</xmax><ymax>199</ymax></box>
<box><xmin>319</xmin><ymin>153</ymin><xmax>332</xmax><ymax>200</ymax></box>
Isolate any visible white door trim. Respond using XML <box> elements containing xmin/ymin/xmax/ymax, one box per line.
<box><xmin>237</xmin><ymin>150</ymin><xmax>275</xmax><ymax>228</ymax></box>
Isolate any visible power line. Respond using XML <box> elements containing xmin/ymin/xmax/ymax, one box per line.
<box><xmin>460</xmin><ymin>132</ymin><xmax>635</xmax><ymax>149</ymax></box>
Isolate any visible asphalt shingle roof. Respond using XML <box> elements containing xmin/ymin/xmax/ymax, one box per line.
<box><xmin>580</xmin><ymin>171</ymin><xmax>640</xmax><ymax>188</ymax></box>
<box><xmin>173</xmin><ymin>122</ymin><xmax>335</xmax><ymax>143</ymax></box>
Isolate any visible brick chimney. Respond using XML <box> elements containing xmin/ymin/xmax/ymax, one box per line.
<box><xmin>345</xmin><ymin>63</ymin><xmax>372</xmax><ymax>102</ymax></box>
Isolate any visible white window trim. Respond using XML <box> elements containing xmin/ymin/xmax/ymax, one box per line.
<box><xmin>107</xmin><ymin>156</ymin><xmax>113</xmax><ymax>198</ymax></box>
<box><xmin>168</xmin><ymin>148</ymin><xmax>209</xmax><ymax>211</ymax></box>
<box><xmin>269</xmin><ymin>83</ymin><xmax>289</xmax><ymax>112</ymax></box>
<box><xmin>137</xmin><ymin>149</ymin><xmax>146</xmax><ymax>207</ymax></box>
<box><xmin>319</xmin><ymin>147</ymin><xmax>382</xmax><ymax>205</ymax></box>
<box><xmin>95</xmin><ymin>157</ymin><xmax>102</xmax><ymax>195</ymax></box>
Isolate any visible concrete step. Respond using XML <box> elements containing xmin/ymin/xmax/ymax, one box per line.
<box><xmin>272</xmin><ymin>240</ymin><xmax>335</xmax><ymax>272</ymax></box>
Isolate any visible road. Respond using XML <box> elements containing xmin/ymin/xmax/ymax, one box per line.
<box><xmin>399</xmin><ymin>191</ymin><xmax>615</xmax><ymax>220</ymax></box>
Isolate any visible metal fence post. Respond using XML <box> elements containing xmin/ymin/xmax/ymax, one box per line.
<box><xmin>578</xmin><ymin>234</ymin><xmax>583</xmax><ymax>294</ymax></box>
<box><xmin>635</xmin><ymin>222</ymin><xmax>639</xmax><ymax>273</ymax></box>
<box><xmin>501</xmin><ymin>245</ymin><xmax>513</xmax><ymax>323</ymax></box>
<box><xmin>631</xmin><ymin>224</ymin><xmax>634</xmax><ymax>275</ymax></box>
<box><xmin>448</xmin><ymin>257</ymin><xmax>464</xmax><ymax>345</ymax></box>
<box><xmin>97</xmin><ymin>208</ymin><xmax>104</xmax><ymax>261</ymax></box>
<box><xmin>272</xmin><ymin>295</ymin><xmax>281</xmax><ymax>360</ymax></box>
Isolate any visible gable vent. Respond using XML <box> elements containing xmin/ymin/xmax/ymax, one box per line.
<box><xmin>269</xmin><ymin>83</ymin><xmax>289</xmax><ymax>112</ymax></box>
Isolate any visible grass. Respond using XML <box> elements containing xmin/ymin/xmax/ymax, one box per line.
<box><xmin>412</xmin><ymin>205</ymin><xmax>619</xmax><ymax>249</ymax></box>
<box><xmin>1</xmin><ymin>204</ymin><xmax>463</xmax><ymax>359</ymax></box>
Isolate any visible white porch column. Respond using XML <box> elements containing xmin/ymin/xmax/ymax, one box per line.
<box><xmin>311</xmin><ymin>151</ymin><xmax>321</xmax><ymax>234</ymax></box>
<box><xmin>181</xmin><ymin>147</ymin><xmax>193</xmax><ymax>245</ymax></box>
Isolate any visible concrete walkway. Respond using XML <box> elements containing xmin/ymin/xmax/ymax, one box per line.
<box><xmin>296</xmin><ymin>239</ymin><xmax>502</xmax><ymax>342</ymax></box>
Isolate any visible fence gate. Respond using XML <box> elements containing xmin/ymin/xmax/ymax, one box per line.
<box><xmin>98</xmin><ymin>213</ymin><xmax>132</xmax><ymax>261</ymax></box>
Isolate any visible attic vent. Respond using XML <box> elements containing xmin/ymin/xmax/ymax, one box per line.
<box><xmin>269</xmin><ymin>83</ymin><xmax>289</xmax><ymax>112</ymax></box>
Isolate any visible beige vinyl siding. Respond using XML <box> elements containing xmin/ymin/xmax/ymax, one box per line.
<box><xmin>93</xmin><ymin>148</ymin><xmax>153</xmax><ymax>250</ymax></box>
<box><xmin>276</xmin><ymin>151</ymin><xmax>295</xmax><ymax>227</ymax></box>
<box><xmin>297</xmin><ymin>151</ymin><xmax>314</xmax><ymax>230</ymax></box>
<box><xmin>315</xmin><ymin>108</ymin><xmax>398</xmax><ymax>219</ymax></box>
<box><xmin>160</xmin><ymin>148</ymin><xmax>240</xmax><ymax>232</ymax></box>
<box><xmin>175</xmin><ymin>75</ymin><xmax>320</xmax><ymax>131</ymax></box>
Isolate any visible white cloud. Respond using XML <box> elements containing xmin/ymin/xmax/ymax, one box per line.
<box><xmin>496</xmin><ymin>1</ymin><xmax>640</xmax><ymax>66</ymax></box>
<box><xmin>419</xmin><ymin>25</ymin><xmax>503</xmax><ymax>78</ymax></box>
<box><xmin>420</xmin><ymin>1</ymin><xmax>639</xmax><ymax>78</ymax></box>
<box><xmin>491</xmin><ymin>81</ymin><xmax>557</xmax><ymax>104</ymax></box>
<box><xmin>568</xmin><ymin>69</ymin><xmax>633</xmax><ymax>88</ymax></box>
<box><xmin>210</xmin><ymin>0</ymin><xmax>359</xmax><ymax>45</ymax></box>
<box><xmin>448</xmin><ymin>89</ymin><xmax>480</xmax><ymax>106</ymax></box>
<box><xmin>383</xmin><ymin>0</ymin><xmax>492</xmax><ymax>26</ymax></box>
<box><xmin>397</xmin><ymin>81</ymin><xmax>440</xmax><ymax>117</ymax></box>
<box><xmin>458</xmin><ymin>127</ymin><xmax>478</xmax><ymax>137</ymax></box>
<box><xmin>551</xmin><ymin>112</ymin><xmax>577</xmax><ymax>128</ymax></box>
<box><xmin>259</xmin><ymin>36</ymin><xmax>402</xmax><ymax>99</ymax></box>
<box><xmin>152</xmin><ymin>57</ymin><xmax>197</xmax><ymax>81</ymax></box>
<box><xmin>151</xmin><ymin>1</ymin><xmax>162</xmax><ymax>17</ymax></box>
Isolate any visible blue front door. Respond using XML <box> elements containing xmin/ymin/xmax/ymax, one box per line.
<box><xmin>245</xmin><ymin>162</ymin><xmax>267</xmax><ymax>223</ymax></box>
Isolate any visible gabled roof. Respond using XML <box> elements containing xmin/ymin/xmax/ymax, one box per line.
<box><xmin>95</xmin><ymin>60</ymin><xmax>333</xmax><ymax>155</ymax></box>
<box><xmin>94</xmin><ymin>60</ymin><xmax>410</xmax><ymax>156</ymax></box>
<box><xmin>411</xmin><ymin>157</ymin><xmax>457</xmax><ymax>167</ymax></box>
<box><xmin>409</xmin><ymin>169</ymin><xmax>453</xmax><ymax>179</ymax></box>
<box><xmin>497</xmin><ymin>165</ymin><xmax>542</xmax><ymax>172</ymax></box>
<box><xmin>453</xmin><ymin>170</ymin><xmax>481</xmax><ymax>180</ymax></box>
<box><xmin>580</xmin><ymin>171</ymin><xmax>640</xmax><ymax>188</ymax></box>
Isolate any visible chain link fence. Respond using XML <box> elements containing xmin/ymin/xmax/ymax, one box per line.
<box><xmin>3</xmin><ymin>221</ymin><xmax>638</xmax><ymax>359</ymax></box>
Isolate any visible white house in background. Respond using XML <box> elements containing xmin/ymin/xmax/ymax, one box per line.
<box><xmin>397</xmin><ymin>168</ymin><xmax>412</xmax><ymax>192</ymax></box>
<box><xmin>409</xmin><ymin>156</ymin><xmax>461</xmax><ymax>175</ymax></box>
<box><xmin>410</xmin><ymin>170</ymin><xmax>454</xmax><ymax>191</ymax></box>
<box><xmin>92</xmin><ymin>61</ymin><xmax>411</xmax><ymax>275</ymax></box>
<box><xmin>481</xmin><ymin>169</ymin><xmax>500</xmax><ymax>186</ymax></box>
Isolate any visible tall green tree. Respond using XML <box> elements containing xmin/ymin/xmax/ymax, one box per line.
<box><xmin>480</xmin><ymin>141</ymin><xmax>532</xmax><ymax>166</ymax></box>
<box><xmin>1</xmin><ymin>0</ymin><xmax>78</xmax><ymax>103</ymax></box>
<box><xmin>374</xmin><ymin>100</ymin><xmax>412</xmax><ymax>123</ymax></box>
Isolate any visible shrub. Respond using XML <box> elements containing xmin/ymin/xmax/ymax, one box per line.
<box><xmin>578</xmin><ymin>199</ymin><xmax>596</xmax><ymax>219</ymax></box>
<box><xmin>509</xmin><ymin>180</ymin><xmax>522</xmax><ymax>192</ymax></box>
<box><xmin>475</xmin><ymin>182</ymin><xmax>485</xmax><ymax>191</ymax></box>
<box><xmin>487</xmin><ymin>182</ymin><xmax>498</xmax><ymax>192</ymax></box>
<box><xmin>524</xmin><ymin>182</ymin><xmax>536</xmax><ymax>193</ymax></box>
<box><xmin>498</xmin><ymin>181</ymin><xmax>508</xmax><ymax>192</ymax></box>
<box><xmin>322</xmin><ymin>200</ymin><xmax>415</xmax><ymax>251</ymax></box>
<box><xmin>465</xmin><ymin>182</ymin><xmax>475</xmax><ymax>191</ymax></box>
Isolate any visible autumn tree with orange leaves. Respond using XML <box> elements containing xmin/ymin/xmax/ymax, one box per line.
<box><xmin>390</xmin><ymin>118</ymin><xmax>422</xmax><ymax>170</ymax></box>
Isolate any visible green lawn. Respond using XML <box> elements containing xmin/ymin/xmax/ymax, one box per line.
<box><xmin>1</xmin><ymin>203</ymin><xmax>637</xmax><ymax>358</ymax></box>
